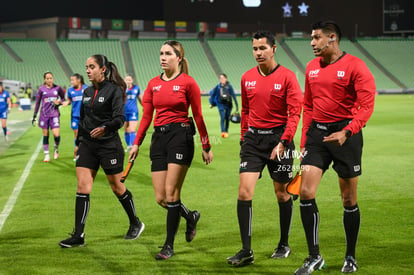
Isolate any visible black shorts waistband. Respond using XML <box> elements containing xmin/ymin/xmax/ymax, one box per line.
<box><xmin>248</xmin><ymin>125</ymin><xmax>285</xmax><ymax>135</ymax></box>
<box><xmin>311</xmin><ymin>120</ymin><xmax>352</xmax><ymax>132</ymax></box>
<box><xmin>154</xmin><ymin>122</ymin><xmax>190</xmax><ymax>133</ymax></box>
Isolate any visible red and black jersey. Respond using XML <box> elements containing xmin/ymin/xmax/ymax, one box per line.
<box><xmin>301</xmin><ymin>53</ymin><xmax>376</xmax><ymax>148</ymax></box>
<box><xmin>241</xmin><ymin>65</ymin><xmax>303</xmax><ymax>142</ymax></box>
<box><xmin>133</xmin><ymin>73</ymin><xmax>210</xmax><ymax>150</ymax></box>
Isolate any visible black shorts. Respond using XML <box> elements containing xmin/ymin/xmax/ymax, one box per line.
<box><xmin>76</xmin><ymin>135</ymin><xmax>124</xmax><ymax>175</ymax></box>
<box><xmin>150</xmin><ymin>123</ymin><xmax>195</xmax><ymax>172</ymax></box>
<box><xmin>301</xmin><ymin>120</ymin><xmax>363</xmax><ymax>178</ymax></box>
<box><xmin>240</xmin><ymin>126</ymin><xmax>294</xmax><ymax>183</ymax></box>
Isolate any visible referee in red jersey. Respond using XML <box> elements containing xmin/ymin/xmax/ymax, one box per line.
<box><xmin>227</xmin><ymin>31</ymin><xmax>303</xmax><ymax>266</ymax></box>
<box><xmin>294</xmin><ymin>21</ymin><xmax>375</xmax><ymax>275</ymax></box>
<box><xmin>129</xmin><ymin>40</ymin><xmax>213</xmax><ymax>260</ymax></box>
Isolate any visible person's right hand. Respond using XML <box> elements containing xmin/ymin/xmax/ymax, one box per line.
<box><xmin>129</xmin><ymin>145</ymin><xmax>139</xmax><ymax>162</ymax></box>
<box><xmin>31</xmin><ymin>116</ymin><xmax>37</xmax><ymax>127</ymax></box>
<box><xmin>74</xmin><ymin>146</ymin><xmax>79</xmax><ymax>158</ymax></box>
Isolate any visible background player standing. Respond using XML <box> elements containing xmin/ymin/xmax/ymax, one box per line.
<box><xmin>64</xmin><ymin>73</ymin><xmax>89</xmax><ymax>148</ymax></box>
<box><xmin>294</xmin><ymin>21</ymin><xmax>375</xmax><ymax>275</ymax></box>
<box><xmin>227</xmin><ymin>31</ymin><xmax>303</xmax><ymax>267</ymax></box>
<box><xmin>129</xmin><ymin>40</ymin><xmax>213</xmax><ymax>260</ymax></box>
<box><xmin>0</xmin><ymin>84</ymin><xmax>11</xmax><ymax>142</ymax></box>
<box><xmin>209</xmin><ymin>73</ymin><xmax>239</xmax><ymax>138</ymax></box>
<box><xmin>32</xmin><ymin>72</ymin><xmax>65</xmax><ymax>162</ymax></box>
<box><xmin>123</xmin><ymin>74</ymin><xmax>142</xmax><ymax>151</ymax></box>
<box><xmin>59</xmin><ymin>54</ymin><xmax>144</xmax><ymax>248</ymax></box>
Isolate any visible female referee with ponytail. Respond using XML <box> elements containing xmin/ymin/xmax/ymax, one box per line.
<box><xmin>129</xmin><ymin>40</ymin><xmax>213</xmax><ymax>260</ymax></box>
<box><xmin>59</xmin><ymin>54</ymin><xmax>144</xmax><ymax>248</ymax></box>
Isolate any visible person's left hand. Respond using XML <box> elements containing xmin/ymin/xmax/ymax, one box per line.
<box><xmin>90</xmin><ymin>127</ymin><xmax>106</xmax><ymax>138</ymax></box>
<box><xmin>202</xmin><ymin>150</ymin><xmax>213</xmax><ymax>165</ymax></box>
<box><xmin>323</xmin><ymin>130</ymin><xmax>348</xmax><ymax>146</ymax></box>
<box><xmin>270</xmin><ymin>142</ymin><xmax>285</xmax><ymax>161</ymax></box>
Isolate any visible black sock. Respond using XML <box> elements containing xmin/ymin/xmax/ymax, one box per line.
<box><xmin>118</xmin><ymin>189</ymin><xmax>139</xmax><ymax>226</ymax></box>
<box><xmin>75</xmin><ymin>193</ymin><xmax>90</xmax><ymax>236</ymax></box>
<box><xmin>278</xmin><ymin>197</ymin><xmax>293</xmax><ymax>247</ymax></box>
<box><xmin>165</xmin><ymin>200</ymin><xmax>181</xmax><ymax>248</ymax></box>
<box><xmin>2</xmin><ymin>127</ymin><xmax>6</xmax><ymax>136</ymax></box>
<box><xmin>237</xmin><ymin>200</ymin><xmax>252</xmax><ymax>250</ymax></box>
<box><xmin>300</xmin><ymin>199</ymin><xmax>320</xmax><ymax>257</ymax></box>
<box><xmin>344</xmin><ymin>204</ymin><xmax>360</xmax><ymax>258</ymax></box>
<box><xmin>180</xmin><ymin>202</ymin><xmax>193</xmax><ymax>221</ymax></box>
<box><xmin>54</xmin><ymin>136</ymin><xmax>60</xmax><ymax>148</ymax></box>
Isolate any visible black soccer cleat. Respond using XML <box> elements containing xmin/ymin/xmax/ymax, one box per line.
<box><xmin>155</xmin><ymin>244</ymin><xmax>174</xmax><ymax>260</ymax></box>
<box><xmin>227</xmin><ymin>248</ymin><xmax>254</xmax><ymax>267</ymax></box>
<box><xmin>341</xmin><ymin>256</ymin><xmax>358</xmax><ymax>273</ymax></box>
<box><xmin>270</xmin><ymin>244</ymin><xmax>291</xmax><ymax>259</ymax></box>
<box><xmin>185</xmin><ymin>211</ymin><xmax>200</xmax><ymax>242</ymax></box>
<box><xmin>59</xmin><ymin>232</ymin><xmax>85</xmax><ymax>248</ymax></box>
<box><xmin>124</xmin><ymin>221</ymin><xmax>145</xmax><ymax>240</ymax></box>
<box><xmin>294</xmin><ymin>255</ymin><xmax>325</xmax><ymax>275</ymax></box>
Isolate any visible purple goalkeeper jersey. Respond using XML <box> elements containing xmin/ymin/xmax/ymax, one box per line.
<box><xmin>34</xmin><ymin>84</ymin><xmax>65</xmax><ymax>117</ymax></box>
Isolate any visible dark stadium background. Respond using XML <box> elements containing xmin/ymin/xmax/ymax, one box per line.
<box><xmin>1</xmin><ymin>0</ymin><xmax>414</xmax><ymax>37</ymax></box>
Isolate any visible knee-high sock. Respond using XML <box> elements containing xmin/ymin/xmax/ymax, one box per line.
<box><xmin>54</xmin><ymin>136</ymin><xmax>60</xmax><ymax>149</ymax></box>
<box><xmin>75</xmin><ymin>193</ymin><xmax>90</xmax><ymax>236</ymax></box>
<box><xmin>124</xmin><ymin>132</ymin><xmax>130</xmax><ymax>146</ymax></box>
<box><xmin>2</xmin><ymin>127</ymin><xmax>7</xmax><ymax>136</ymax></box>
<box><xmin>278</xmin><ymin>198</ymin><xmax>293</xmax><ymax>246</ymax></box>
<box><xmin>238</xmin><ymin>200</ymin><xmax>252</xmax><ymax>250</ymax></box>
<box><xmin>300</xmin><ymin>199</ymin><xmax>320</xmax><ymax>257</ymax></box>
<box><xmin>118</xmin><ymin>189</ymin><xmax>139</xmax><ymax>225</ymax></box>
<box><xmin>180</xmin><ymin>202</ymin><xmax>193</xmax><ymax>221</ymax></box>
<box><xmin>165</xmin><ymin>200</ymin><xmax>181</xmax><ymax>248</ymax></box>
<box><xmin>344</xmin><ymin>204</ymin><xmax>360</xmax><ymax>258</ymax></box>
<box><xmin>129</xmin><ymin>132</ymin><xmax>136</xmax><ymax>147</ymax></box>
<box><xmin>43</xmin><ymin>135</ymin><xmax>49</xmax><ymax>154</ymax></box>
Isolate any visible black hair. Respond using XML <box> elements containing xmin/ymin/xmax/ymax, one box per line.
<box><xmin>252</xmin><ymin>31</ymin><xmax>276</xmax><ymax>47</ymax></box>
<box><xmin>71</xmin><ymin>73</ymin><xmax>85</xmax><ymax>85</ymax></box>
<box><xmin>312</xmin><ymin>20</ymin><xmax>342</xmax><ymax>42</ymax></box>
<box><xmin>220</xmin><ymin>73</ymin><xmax>228</xmax><ymax>79</ymax></box>
<box><xmin>91</xmin><ymin>54</ymin><xmax>126</xmax><ymax>100</ymax></box>
<box><xmin>43</xmin><ymin>71</ymin><xmax>53</xmax><ymax>79</ymax></box>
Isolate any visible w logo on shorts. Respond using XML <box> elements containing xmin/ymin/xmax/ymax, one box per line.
<box><xmin>110</xmin><ymin>159</ymin><xmax>117</xmax><ymax>165</ymax></box>
<box><xmin>353</xmin><ymin>165</ymin><xmax>360</xmax><ymax>172</ymax></box>
<box><xmin>176</xmin><ymin>153</ymin><xmax>183</xmax><ymax>160</ymax></box>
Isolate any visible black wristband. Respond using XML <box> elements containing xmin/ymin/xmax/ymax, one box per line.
<box><xmin>280</xmin><ymin>139</ymin><xmax>289</xmax><ymax>147</ymax></box>
<box><xmin>203</xmin><ymin>146</ymin><xmax>211</xmax><ymax>153</ymax></box>
<box><xmin>345</xmin><ymin>130</ymin><xmax>352</xmax><ymax>138</ymax></box>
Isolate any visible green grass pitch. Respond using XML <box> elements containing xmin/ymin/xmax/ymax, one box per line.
<box><xmin>0</xmin><ymin>95</ymin><xmax>413</xmax><ymax>274</ymax></box>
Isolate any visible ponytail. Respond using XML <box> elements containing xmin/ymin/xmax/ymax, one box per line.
<box><xmin>181</xmin><ymin>57</ymin><xmax>189</xmax><ymax>75</ymax></box>
<box><xmin>91</xmin><ymin>54</ymin><xmax>126</xmax><ymax>101</ymax></box>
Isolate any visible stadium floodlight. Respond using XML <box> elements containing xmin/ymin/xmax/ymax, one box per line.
<box><xmin>243</xmin><ymin>0</ymin><xmax>261</xmax><ymax>7</ymax></box>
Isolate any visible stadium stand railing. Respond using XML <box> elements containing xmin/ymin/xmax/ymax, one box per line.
<box><xmin>356</xmin><ymin>38</ymin><xmax>414</xmax><ymax>89</ymax></box>
<box><xmin>1</xmin><ymin>39</ymin><xmax>67</xmax><ymax>87</ymax></box>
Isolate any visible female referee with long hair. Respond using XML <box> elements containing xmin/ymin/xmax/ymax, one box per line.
<box><xmin>59</xmin><ymin>54</ymin><xmax>144</xmax><ymax>248</ymax></box>
<box><xmin>129</xmin><ymin>40</ymin><xmax>213</xmax><ymax>260</ymax></box>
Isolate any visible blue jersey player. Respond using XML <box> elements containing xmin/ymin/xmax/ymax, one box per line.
<box><xmin>0</xmin><ymin>84</ymin><xmax>11</xmax><ymax>142</ymax></box>
<box><xmin>124</xmin><ymin>75</ymin><xmax>142</xmax><ymax>151</ymax></box>
<box><xmin>65</xmin><ymin>73</ymin><xmax>88</xmax><ymax>148</ymax></box>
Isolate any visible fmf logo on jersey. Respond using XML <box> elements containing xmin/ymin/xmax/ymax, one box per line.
<box><xmin>337</xmin><ymin>71</ymin><xmax>345</xmax><ymax>79</ymax></box>
<box><xmin>245</xmin><ymin>81</ymin><xmax>256</xmax><ymax>91</ymax></box>
<box><xmin>83</xmin><ymin>97</ymin><xmax>91</xmax><ymax>102</ymax></box>
<box><xmin>152</xmin><ymin>85</ymin><xmax>162</xmax><ymax>92</ymax></box>
<box><xmin>173</xmin><ymin>85</ymin><xmax>180</xmax><ymax>92</ymax></box>
<box><xmin>309</xmin><ymin>69</ymin><xmax>320</xmax><ymax>79</ymax></box>
<box><xmin>274</xmin><ymin>84</ymin><xmax>282</xmax><ymax>91</ymax></box>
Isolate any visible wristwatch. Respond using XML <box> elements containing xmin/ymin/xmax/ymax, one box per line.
<box><xmin>345</xmin><ymin>130</ymin><xmax>352</xmax><ymax>138</ymax></box>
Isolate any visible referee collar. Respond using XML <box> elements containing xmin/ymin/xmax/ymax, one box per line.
<box><xmin>256</xmin><ymin>64</ymin><xmax>280</xmax><ymax>77</ymax></box>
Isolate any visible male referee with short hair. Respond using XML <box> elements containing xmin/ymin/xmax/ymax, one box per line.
<box><xmin>227</xmin><ymin>31</ymin><xmax>303</xmax><ymax>267</ymax></box>
<box><xmin>294</xmin><ymin>21</ymin><xmax>375</xmax><ymax>275</ymax></box>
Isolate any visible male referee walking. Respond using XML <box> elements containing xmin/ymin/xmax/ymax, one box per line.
<box><xmin>227</xmin><ymin>31</ymin><xmax>303</xmax><ymax>267</ymax></box>
<box><xmin>294</xmin><ymin>21</ymin><xmax>375</xmax><ymax>275</ymax></box>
